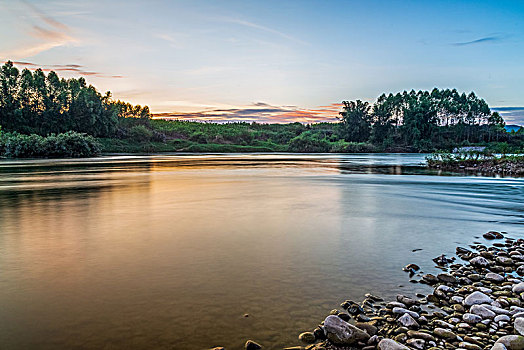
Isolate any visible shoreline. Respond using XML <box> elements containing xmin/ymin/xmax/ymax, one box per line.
<box><xmin>288</xmin><ymin>231</ymin><xmax>524</xmax><ymax>350</ymax></box>
<box><xmin>427</xmin><ymin>158</ymin><xmax>524</xmax><ymax>177</ymax></box>
<box><xmin>232</xmin><ymin>231</ymin><xmax>524</xmax><ymax>350</ymax></box>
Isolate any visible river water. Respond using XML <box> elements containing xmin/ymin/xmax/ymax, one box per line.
<box><xmin>0</xmin><ymin>154</ymin><xmax>522</xmax><ymax>349</ymax></box>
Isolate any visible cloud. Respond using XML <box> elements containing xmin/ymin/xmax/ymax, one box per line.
<box><xmin>222</xmin><ymin>18</ymin><xmax>308</xmax><ymax>45</ymax></box>
<box><xmin>7</xmin><ymin>61</ymin><xmax>124</xmax><ymax>79</ymax></box>
<box><xmin>452</xmin><ymin>35</ymin><xmax>504</xmax><ymax>46</ymax></box>
<box><xmin>153</xmin><ymin>102</ymin><xmax>342</xmax><ymax>124</ymax></box>
<box><xmin>492</xmin><ymin>107</ymin><xmax>524</xmax><ymax>126</ymax></box>
<box><xmin>0</xmin><ymin>1</ymin><xmax>75</xmax><ymax>59</ymax></box>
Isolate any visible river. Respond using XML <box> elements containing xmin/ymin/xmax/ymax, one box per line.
<box><xmin>0</xmin><ymin>154</ymin><xmax>522</xmax><ymax>349</ymax></box>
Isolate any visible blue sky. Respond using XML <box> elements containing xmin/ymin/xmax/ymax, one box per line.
<box><xmin>1</xmin><ymin>0</ymin><xmax>523</xmax><ymax>124</ymax></box>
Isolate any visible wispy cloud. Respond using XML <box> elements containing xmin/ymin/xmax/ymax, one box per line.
<box><xmin>0</xmin><ymin>0</ymin><xmax>75</xmax><ymax>59</ymax></box>
<box><xmin>153</xmin><ymin>102</ymin><xmax>342</xmax><ymax>123</ymax></box>
<box><xmin>7</xmin><ymin>61</ymin><xmax>123</xmax><ymax>78</ymax></box>
<box><xmin>492</xmin><ymin>107</ymin><xmax>524</xmax><ymax>125</ymax></box>
<box><xmin>452</xmin><ymin>35</ymin><xmax>504</xmax><ymax>46</ymax></box>
<box><xmin>222</xmin><ymin>18</ymin><xmax>308</xmax><ymax>45</ymax></box>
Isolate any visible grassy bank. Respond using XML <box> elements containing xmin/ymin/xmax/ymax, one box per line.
<box><xmin>427</xmin><ymin>152</ymin><xmax>524</xmax><ymax>176</ymax></box>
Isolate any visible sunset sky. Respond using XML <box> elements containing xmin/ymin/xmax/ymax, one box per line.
<box><xmin>1</xmin><ymin>0</ymin><xmax>523</xmax><ymax>124</ymax></box>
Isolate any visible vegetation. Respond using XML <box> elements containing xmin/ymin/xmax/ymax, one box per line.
<box><xmin>426</xmin><ymin>150</ymin><xmax>524</xmax><ymax>175</ymax></box>
<box><xmin>1</xmin><ymin>61</ymin><xmax>523</xmax><ymax>157</ymax></box>
<box><xmin>0</xmin><ymin>128</ymin><xmax>100</xmax><ymax>158</ymax></box>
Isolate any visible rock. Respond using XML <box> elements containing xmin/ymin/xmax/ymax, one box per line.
<box><xmin>433</xmin><ymin>327</ymin><xmax>456</xmax><ymax>340</ymax></box>
<box><xmin>517</xmin><ymin>266</ymin><xmax>524</xmax><ymax>276</ymax></box>
<box><xmin>461</xmin><ymin>342</ymin><xmax>483</xmax><ymax>350</ymax></box>
<box><xmin>406</xmin><ymin>338</ymin><xmax>425</xmax><ymax>349</ymax></box>
<box><xmin>403</xmin><ymin>264</ymin><xmax>420</xmax><ymax>271</ymax></box>
<box><xmin>497</xmin><ymin>256</ymin><xmax>515</xmax><ymax>265</ymax></box>
<box><xmin>392</xmin><ymin>307</ymin><xmax>419</xmax><ymax>318</ymax></box>
<box><xmin>496</xmin><ymin>315</ymin><xmax>511</xmax><ymax>322</ymax></box>
<box><xmin>298</xmin><ymin>332</ymin><xmax>316</xmax><ymax>344</ymax></box>
<box><xmin>485</xmin><ymin>304</ymin><xmax>511</xmax><ymax>315</ymax></box>
<box><xmin>323</xmin><ymin>315</ymin><xmax>369</xmax><ymax>345</ymax></box>
<box><xmin>433</xmin><ymin>254</ymin><xmax>454</xmax><ymax>266</ymax></box>
<box><xmin>515</xmin><ymin>318</ymin><xmax>524</xmax><ymax>336</ymax></box>
<box><xmin>492</xmin><ymin>344</ymin><xmax>508</xmax><ymax>350</ymax></box>
<box><xmin>470</xmin><ymin>256</ymin><xmax>490</xmax><ymax>267</ymax></box>
<box><xmin>245</xmin><ymin>340</ymin><xmax>262</xmax><ymax>350</ymax></box>
<box><xmin>397</xmin><ymin>313</ymin><xmax>419</xmax><ymax>328</ymax></box>
<box><xmin>463</xmin><ymin>313</ymin><xmax>483</xmax><ymax>324</ymax></box>
<box><xmin>355</xmin><ymin>322</ymin><xmax>377</xmax><ymax>336</ymax></box>
<box><xmin>495</xmin><ymin>335</ymin><xmax>524</xmax><ymax>350</ymax></box>
<box><xmin>397</xmin><ymin>295</ymin><xmax>418</xmax><ymax>307</ymax></box>
<box><xmin>451</xmin><ymin>295</ymin><xmax>464</xmax><ymax>303</ymax></box>
<box><xmin>437</xmin><ymin>273</ymin><xmax>457</xmax><ymax>283</ymax></box>
<box><xmin>407</xmin><ymin>330</ymin><xmax>436</xmax><ymax>342</ymax></box>
<box><xmin>486</xmin><ymin>272</ymin><xmax>505</xmax><ymax>282</ymax></box>
<box><xmin>470</xmin><ymin>304</ymin><xmax>496</xmax><ymax>319</ymax></box>
<box><xmin>484</xmin><ymin>231</ymin><xmax>503</xmax><ymax>239</ymax></box>
<box><xmin>377</xmin><ymin>339</ymin><xmax>409</xmax><ymax>350</ymax></box>
<box><xmin>422</xmin><ymin>274</ymin><xmax>439</xmax><ymax>284</ymax></box>
<box><xmin>513</xmin><ymin>283</ymin><xmax>524</xmax><ymax>294</ymax></box>
<box><xmin>464</xmin><ymin>291</ymin><xmax>493</xmax><ymax>306</ymax></box>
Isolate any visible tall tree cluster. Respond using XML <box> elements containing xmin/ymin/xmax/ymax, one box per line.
<box><xmin>0</xmin><ymin>61</ymin><xmax>150</xmax><ymax>137</ymax></box>
<box><xmin>340</xmin><ymin>89</ymin><xmax>506</xmax><ymax>149</ymax></box>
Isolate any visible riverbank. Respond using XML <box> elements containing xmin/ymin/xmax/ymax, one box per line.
<box><xmin>267</xmin><ymin>232</ymin><xmax>524</xmax><ymax>350</ymax></box>
<box><xmin>427</xmin><ymin>156</ymin><xmax>524</xmax><ymax>176</ymax></box>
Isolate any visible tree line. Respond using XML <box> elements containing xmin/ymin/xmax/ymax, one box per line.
<box><xmin>339</xmin><ymin>89</ymin><xmax>508</xmax><ymax>150</ymax></box>
<box><xmin>0</xmin><ymin>61</ymin><xmax>150</xmax><ymax>137</ymax></box>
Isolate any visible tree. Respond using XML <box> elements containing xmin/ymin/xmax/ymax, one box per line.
<box><xmin>339</xmin><ymin>100</ymin><xmax>371</xmax><ymax>142</ymax></box>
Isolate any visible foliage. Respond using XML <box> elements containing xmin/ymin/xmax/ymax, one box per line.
<box><xmin>0</xmin><ymin>131</ymin><xmax>100</xmax><ymax>158</ymax></box>
<box><xmin>0</xmin><ymin>61</ymin><xmax>149</xmax><ymax>137</ymax></box>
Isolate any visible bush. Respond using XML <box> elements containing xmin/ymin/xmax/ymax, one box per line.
<box><xmin>0</xmin><ymin>131</ymin><xmax>100</xmax><ymax>158</ymax></box>
<box><xmin>288</xmin><ymin>133</ymin><xmax>331</xmax><ymax>152</ymax></box>
<box><xmin>128</xmin><ymin>125</ymin><xmax>154</xmax><ymax>142</ymax></box>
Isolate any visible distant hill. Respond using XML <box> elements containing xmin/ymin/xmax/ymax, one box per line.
<box><xmin>505</xmin><ymin>124</ymin><xmax>522</xmax><ymax>132</ymax></box>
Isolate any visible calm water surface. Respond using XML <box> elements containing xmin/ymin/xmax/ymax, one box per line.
<box><xmin>0</xmin><ymin>154</ymin><xmax>523</xmax><ymax>349</ymax></box>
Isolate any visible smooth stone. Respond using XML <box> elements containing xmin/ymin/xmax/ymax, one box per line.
<box><xmin>459</xmin><ymin>341</ymin><xmax>482</xmax><ymax>350</ymax></box>
<box><xmin>492</xmin><ymin>344</ymin><xmax>508</xmax><ymax>350</ymax></box>
<box><xmin>451</xmin><ymin>296</ymin><xmax>464</xmax><ymax>303</ymax></box>
<box><xmin>470</xmin><ymin>256</ymin><xmax>490</xmax><ymax>267</ymax></box>
<box><xmin>464</xmin><ymin>291</ymin><xmax>493</xmax><ymax>306</ymax></box>
<box><xmin>397</xmin><ymin>313</ymin><xmax>419</xmax><ymax>328</ymax></box>
<box><xmin>392</xmin><ymin>307</ymin><xmax>419</xmax><ymax>319</ymax></box>
<box><xmin>438</xmin><ymin>273</ymin><xmax>457</xmax><ymax>283</ymax></box>
<box><xmin>495</xmin><ymin>335</ymin><xmax>524</xmax><ymax>350</ymax></box>
<box><xmin>298</xmin><ymin>332</ymin><xmax>316</xmax><ymax>344</ymax></box>
<box><xmin>245</xmin><ymin>340</ymin><xmax>262</xmax><ymax>350</ymax></box>
<box><xmin>470</xmin><ymin>304</ymin><xmax>496</xmax><ymax>319</ymax></box>
<box><xmin>323</xmin><ymin>315</ymin><xmax>369</xmax><ymax>345</ymax></box>
<box><xmin>513</xmin><ymin>283</ymin><xmax>524</xmax><ymax>294</ymax></box>
<box><xmin>463</xmin><ymin>313</ymin><xmax>483</xmax><ymax>324</ymax></box>
<box><xmin>515</xmin><ymin>318</ymin><xmax>524</xmax><ymax>336</ymax></box>
<box><xmin>377</xmin><ymin>339</ymin><xmax>409</xmax><ymax>350</ymax></box>
<box><xmin>433</xmin><ymin>327</ymin><xmax>456</xmax><ymax>339</ymax></box>
<box><xmin>407</xmin><ymin>330</ymin><xmax>436</xmax><ymax>341</ymax></box>
<box><xmin>495</xmin><ymin>315</ymin><xmax>511</xmax><ymax>322</ymax></box>
<box><xmin>486</xmin><ymin>272</ymin><xmax>505</xmax><ymax>282</ymax></box>
<box><xmin>485</xmin><ymin>304</ymin><xmax>511</xmax><ymax>315</ymax></box>
<box><xmin>406</xmin><ymin>338</ymin><xmax>425</xmax><ymax>349</ymax></box>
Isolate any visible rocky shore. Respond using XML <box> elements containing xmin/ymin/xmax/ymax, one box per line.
<box><xmin>279</xmin><ymin>231</ymin><xmax>524</xmax><ymax>350</ymax></box>
<box><xmin>427</xmin><ymin>158</ymin><xmax>524</xmax><ymax>176</ymax></box>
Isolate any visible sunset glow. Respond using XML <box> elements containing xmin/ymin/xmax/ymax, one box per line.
<box><xmin>1</xmin><ymin>0</ymin><xmax>524</xmax><ymax>123</ymax></box>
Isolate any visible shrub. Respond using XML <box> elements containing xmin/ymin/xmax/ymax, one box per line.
<box><xmin>128</xmin><ymin>125</ymin><xmax>154</xmax><ymax>142</ymax></box>
<box><xmin>0</xmin><ymin>131</ymin><xmax>100</xmax><ymax>158</ymax></box>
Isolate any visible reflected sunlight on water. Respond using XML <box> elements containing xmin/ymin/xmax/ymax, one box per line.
<box><xmin>0</xmin><ymin>154</ymin><xmax>523</xmax><ymax>349</ymax></box>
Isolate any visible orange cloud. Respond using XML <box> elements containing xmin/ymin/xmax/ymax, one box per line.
<box><xmin>153</xmin><ymin>102</ymin><xmax>342</xmax><ymax>124</ymax></box>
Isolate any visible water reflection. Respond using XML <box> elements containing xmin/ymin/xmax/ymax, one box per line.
<box><xmin>0</xmin><ymin>154</ymin><xmax>522</xmax><ymax>350</ymax></box>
